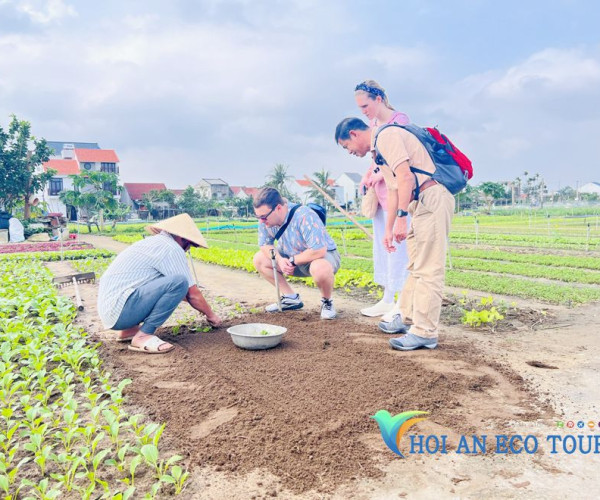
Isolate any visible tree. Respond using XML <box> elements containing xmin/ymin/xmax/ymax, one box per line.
<box><xmin>557</xmin><ymin>186</ymin><xmax>576</xmax><ymax>202</ymax></box>
<box><xmin>307</xmin><ymin>169</ymin><xmax>336</xmax><ymax>208</ymax></box>
<box><xmin>176</xmin><ymin>186</ymin><xmax>202</xmax><ymax>217</ymax></box>
<box><xmin>59</xmin><ymin>171</ymin><xmax>120</xmax><ymax>231</ymax></box>
<box><xmin>264</xmin><ymin>163</ymin><xmax>295</xmax><ymax>199</ymax></box>
<box><xmin>229</xmin><ymin>195</ymin><xmax>254</xmax><ymax>218</ymax></box>
<box><xmin>455</xmin><ymin>184</ymin><xmax>478</xmax><ymax>212</ymax></box>
<box><xmin>479</xmin><ymin>182</ymin><xmax>507</xmax><ymax>211</ymax></box>
<box><xmin>0</xmin><ymin>115</ymin><xmax>53</xmax><ymax>217</ymax></box>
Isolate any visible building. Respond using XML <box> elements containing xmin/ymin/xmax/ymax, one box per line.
<box><xmin>230</xmin><ymin>186</ymin><xmax>260</xmax><ymax>200</ymax></box>
<box><xmin>195</xmin><ymin>178</ymin><xmax>231</xmax><ymax>200</ymax></box>
<box><xmin>289</xmin><ymin>178</ymin><xmax>341</xmax><ymax>205</ymax></box>
<box><xmin>579</xmin><ymin>182</ymin><xmax>600</xmax><ymax>195</ymax></box>
<box><xmin>335</xmin><ymin>172</ymin><xmax>363</xmax><ymax>208</ymax></box>
<box><xmin>39</xmin><ymin>142</ymin><xmax>121</xmax><ymax>219</ymax></box>
<box><xmin>121</xmin><ymin>183</ymin><xmax>168</xmax><ymax>211</ymax></box>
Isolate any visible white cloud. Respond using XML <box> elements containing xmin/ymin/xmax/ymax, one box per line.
<box><xmin>486</xmin><ymin>48</ymin><xmax>600</xmax><ymax>98</ymax></box>
<box><xmin>11</xmin><ymin>0</ymin><xmax>76</xmax><ymax>24</ymax></box>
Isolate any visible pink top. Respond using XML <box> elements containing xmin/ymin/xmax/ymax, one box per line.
<box><xmin>365</xmin><ymin>111</ymin><xmax>410</xmax><ymax>210</ymax></box>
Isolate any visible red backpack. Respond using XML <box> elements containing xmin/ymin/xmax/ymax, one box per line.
<box><xmin>374</xmin><ymin>124</ymin><xmax>473</xmax><ymax>195</ymax></box>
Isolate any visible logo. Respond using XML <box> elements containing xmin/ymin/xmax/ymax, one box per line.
<box><xmin>371</xmin><ymin>410</ymin><xmax>429</xmax><ymax>457</ymax></box>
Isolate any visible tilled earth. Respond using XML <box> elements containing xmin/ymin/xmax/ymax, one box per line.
<box><xmin>99</xmin><ymin>311</ymin><xmax>548</xmax><ymax>494</ymax></box>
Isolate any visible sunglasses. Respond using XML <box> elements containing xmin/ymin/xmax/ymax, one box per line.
<box><xmin>257</xmin><ymin>206</ymin><xmax>276</xmax><ymax>221</ymax></box>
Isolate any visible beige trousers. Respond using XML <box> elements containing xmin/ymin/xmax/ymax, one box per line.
<box><xmin>399</xmin><ymin>184</ymin><xmax>455</xmax><ymax>338</ymax></box>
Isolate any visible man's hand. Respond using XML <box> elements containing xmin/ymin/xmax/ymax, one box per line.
<box><xmin>206</xmin><ymin>312</ymin><xmax>222</xmax><ymax>327</ymax></box>
<box><xmin>279</xmin><ymin>257</ymin><xmax>295</xmax><ymax>276</ymax></box>
<box><xmin>393</xmin><ymin>216</ymin><xmax>408</xmax><ymax>243</ymax></box>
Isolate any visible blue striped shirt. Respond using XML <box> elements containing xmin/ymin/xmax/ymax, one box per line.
<box><xmin>97</xmin><ymin>232</ymin><xmax>195</xmax><ymax>329</ymax></box>
<box><xmin>258</xmin><ymin>203</ymin><xmax>336</xmax><ymax>256</ymax></box>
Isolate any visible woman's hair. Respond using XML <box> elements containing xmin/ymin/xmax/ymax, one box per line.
<box><xmin>253</xmin><ymin>187</ymin><xmax>284</xmax><ymax>209</ymax></box>
<box><xmin>354</xmin><ymin>80</ymin><xmax>395</xmax><ymax>110</ymax></box>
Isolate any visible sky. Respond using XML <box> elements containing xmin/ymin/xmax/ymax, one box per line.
<box><xmin>1</xmin><ymin>0</ymin><xmax>599</xmax><ymax>192</ymax></box>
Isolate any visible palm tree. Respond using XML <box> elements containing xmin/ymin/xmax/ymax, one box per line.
<box><xmin>307</xmin><ymin>169</ymin><xmax>336</xmax><ymax>208</ymax></box>
<box><xmin>264</xmin><ymin>164</ymin><xmax>294</xmax><ymax>196</ymax></box>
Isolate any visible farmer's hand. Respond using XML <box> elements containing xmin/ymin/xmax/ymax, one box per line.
<box><xmin>280</xmin><ymin>258</ymin><xmax>295</xmax><ymax>276</ymax></box>
<box><xmin>383</xmin><ymin>230</ymin><xmax>396</xmax><ymax>253</ymax></box>
<box><xmin>206</xmin><ymin>312</ymin><xmax>222</xmax><ymax>328</ymax></box>
<box><xmin>393</xmin><ymin>217</ymin><xmax>408</xmax><ymax>243</ymax></box>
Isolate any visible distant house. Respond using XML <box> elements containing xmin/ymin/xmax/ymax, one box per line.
<box><xmin>121</xmin><ymin>183</ymin><xmax>168</xmax><ymax>211</ymax></box>
<box><xmin>335</xmin><ymin>172</ymin><xmax>363</xmax><ymax>208</ymax></box>
<box><xmin>195</xmin><ymin>178</ymin><xmax>231</xmax><ymax>200</ymax></box>
<box><xmin>230</xmin><ymin>186</ymin><xmax>259</xmax><ymax>200</ymax></box>
<box><xmin>289</xmin><ymin>178</ymin><xmax>341</xmax><ymax>205</ymax></box>
<box><xmin>39</xmin><ymin>142</ymin><xmax>121</xmax><ymax>219</ymax></box>
<box><xmin>579</xmin><ymin>182</ymin><xmax>600</xmax><ymax>195</ymax></box>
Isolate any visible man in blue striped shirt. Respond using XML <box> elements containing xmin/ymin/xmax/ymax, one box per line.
<box><xmin>253</xmin><ymin>187</ymin><xmax>340</xmax><ymax>319</ymax></box>
<box><xmin>98</xmin><ymin>214</ymin><xmax>221</xmax><ymax>353</ymax></box>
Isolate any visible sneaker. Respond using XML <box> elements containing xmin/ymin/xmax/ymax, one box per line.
<box><xmin>320</xmin><ymin>298</ymin><xmax>337</xmax><ymax>320</ymax></box>
<box><xmin>265</xmin><ymin>295</ymin><xmax>304</xmax><ymax>313</ymax></box>
<box><xmin>378</xmin><ymin>314</ymin><xmax>409</xmax><ymax>334</ymax></box>
<box><xmin>389</xmin><ymin>333</ymin><xmax>438</xmax><ymax>351</ymax></box>
<box><xmin>360</xmin><ymin>300</ymin><xmax>395</xmax><ymax>317</ymax></box>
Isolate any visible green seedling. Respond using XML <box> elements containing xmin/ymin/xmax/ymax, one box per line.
<box><xmin>160</xmin><ymin>464</ymin><xmax>190</xmax><ymax>495</ymax></box>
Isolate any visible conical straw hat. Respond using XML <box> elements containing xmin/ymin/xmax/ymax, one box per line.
<box><xmin>146</xmin><ymin>213</ymin><xmax>208</xmax><ymax>248</ymax></box>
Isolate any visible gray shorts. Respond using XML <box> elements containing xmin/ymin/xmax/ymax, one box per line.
<box><xmin>281</xmin><ymin>249</ymin><xmax>341</xmax><ymax>278</ymax></box>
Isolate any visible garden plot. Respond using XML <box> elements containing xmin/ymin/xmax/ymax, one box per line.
<box><xmin>38</xmin><ymin>238</ymin><xmax>600</xmax><ymax>498</ymax></box>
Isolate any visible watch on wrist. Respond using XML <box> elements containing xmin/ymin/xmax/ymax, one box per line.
<box><xmin>397</xmin><ymin>209</ymin><xmax>409</xmax><ymax>218</ymax></box>
<box><xmin>289</xmin><ymin>255</ymin><xmax>296</xmax><ymax>266</ymax></box>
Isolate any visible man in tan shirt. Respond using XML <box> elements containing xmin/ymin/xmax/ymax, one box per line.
<box><xmin>335</xmin><ymin>117</ymin><xmax>455</xmax><ymax>350</ymax></box>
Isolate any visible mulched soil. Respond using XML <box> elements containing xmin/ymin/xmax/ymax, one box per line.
<box><xmin>100</xmin><ymin>311</ymin><xmax>550</xmax><ymax>494</ymax></box>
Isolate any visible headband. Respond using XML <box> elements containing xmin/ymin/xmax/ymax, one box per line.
<box><xmin>355</xmin><ymin>82</ymin><xmax>385</xmax><ymax>98</ymax></box>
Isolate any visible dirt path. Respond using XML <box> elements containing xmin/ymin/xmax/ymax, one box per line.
<box><xmin>58</xmin><ymin>235</ymin><xmax>600</xmax><ymax>499</ymax></box>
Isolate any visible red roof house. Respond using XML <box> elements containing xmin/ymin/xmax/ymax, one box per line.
<box><xmin>43</xmin><ymin>159</ymin><xmax>80</xmax><ymax>176</ymax></box>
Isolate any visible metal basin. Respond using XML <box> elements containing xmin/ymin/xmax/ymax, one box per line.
<box><xmin>227</xmin><ymin>323</ymin><xmax>287</xmax><ymax>350</ymax></box>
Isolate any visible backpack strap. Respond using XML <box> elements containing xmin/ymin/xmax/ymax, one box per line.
<box><xmin>274</xmin><ymin>204</ymin><xmax>300</xmax><ymax>241</ymax></box>
<box><xmin>373</xmin><ymin>124</ymin><xmax>432</xmax><ymax>200</ymax></box>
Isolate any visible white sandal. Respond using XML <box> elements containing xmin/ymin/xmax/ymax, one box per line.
<box><xmin>128</xmin><ymin>335</ymin><xmax>174</xmax><ymax>354</ymax></box>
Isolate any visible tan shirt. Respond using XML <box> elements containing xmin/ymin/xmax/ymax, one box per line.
<box><xmin>370</xmin><ymin>126</ymin><xmax>436</xmax><ymax>190</ymax></box>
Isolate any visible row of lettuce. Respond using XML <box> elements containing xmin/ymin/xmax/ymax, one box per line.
<box><xmin>107</xmin><ymin>229</ymin><xmax>600</xmax><ymax>306</ymax></box>
<box><xmin>0</xmin><ymin>252</ymin><xmax>189</xmax><ymax>499</ymax></box>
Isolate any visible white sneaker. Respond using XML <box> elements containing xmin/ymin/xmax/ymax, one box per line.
<box><xmin>266</xmin><ymin>295</ymin><xmax>304</xmax><ymax>313</ymax></box>
<box><xmin>320</xmin><ymin>298</ymin><xmax>337</xmax><ymax>320</ymax></box>
<box><xmin>381</xmin><ymin>305</ymin><xmax>401</xmax><ymax>323</ymax></box>
<box><xmin>360</xmin><ymin>300</ymin><xmax>395</xmax><ymax>317</ymax></box>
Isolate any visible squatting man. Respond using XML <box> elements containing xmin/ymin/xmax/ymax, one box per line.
<box><xmin>97</xmin><ymin>214</ymin><xmax>222</xmax><ymax>354</ymax></box>
<box><xmin>252</xmin><ymin>187</ymin><xmax>341</xmax><ymax>319</ymax></box>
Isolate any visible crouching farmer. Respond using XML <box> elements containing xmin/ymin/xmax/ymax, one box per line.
<box><xmin>97</xmin><ymin>214</ymin><xmax>222</xmax><ymax>353</ymax></box>
<box><xmin>253</xmin><ymin>187</ymin><xmax>341</xmax><ymax>319</ymax></box>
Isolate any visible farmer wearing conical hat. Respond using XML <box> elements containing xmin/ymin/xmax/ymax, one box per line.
<box><xmin>97</xmin><ymin>214</ymin><xmax>222</xmax><ymax>354</ymax></box>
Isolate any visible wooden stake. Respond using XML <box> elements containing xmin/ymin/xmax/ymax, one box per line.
<box><xmin>303</xmin><ymin>175</ymin><xmax>373</xmax><ymax>240</ymax></box>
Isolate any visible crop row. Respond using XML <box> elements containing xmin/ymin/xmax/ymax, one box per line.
<box><xmin>449</xmin><ymin>248</ymin><xmax>600</xmax><ymax>271</ymax></box>
<box><xmin>0</xmin><ymin>260</ymin><xmax>189</xmax><ymax>498</ymax></box>
<box><xmin>0</xmin><ymin>249</ymin><xmax>115</xmax><ymax>262</ymax></box>
<box><xmin>445</xmin><ymin>270</ymin><xmax>600</xmax><ymax>305</ymax></box>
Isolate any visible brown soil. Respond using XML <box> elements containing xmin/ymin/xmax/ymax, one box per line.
<box><xmin>48</xmin><ymin>235</ymin><xmax>600</xmax><ymax>499</ymax></box>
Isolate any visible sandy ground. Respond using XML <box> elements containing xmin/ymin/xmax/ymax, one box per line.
<box><xmin>50</xmin><ymin>235</ymin><xmax>600</xmax><ymax>499</ymax></box>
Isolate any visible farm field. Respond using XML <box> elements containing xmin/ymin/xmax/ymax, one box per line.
<box><xmin>2</xmin><ymin>210</ymin><xmax>600</xmax><ymax>499</ymax></box>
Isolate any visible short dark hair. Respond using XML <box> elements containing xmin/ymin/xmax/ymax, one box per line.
<box><xmin>253</xmin><ymin>187</ymin><xmax>284</xmax><ymax>209</ymax></box>
<box><xmin>335</xmin><ymin>117</ymin><xmax>369</xmax><ymax>143</ymax></box>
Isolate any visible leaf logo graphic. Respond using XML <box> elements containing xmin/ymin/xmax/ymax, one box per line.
<box><xmin>371</xmin><ymin>410</ymin><xmax>429</xmax><ymax>457</ymax></box>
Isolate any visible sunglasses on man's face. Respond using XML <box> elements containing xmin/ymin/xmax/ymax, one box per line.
<box><xmin>256</xmin><ymin>206</ymin><xmax>276</xmax><ymax>221</ymax></box>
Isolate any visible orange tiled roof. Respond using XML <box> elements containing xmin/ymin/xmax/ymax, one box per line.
<box><xmin>123</xmin><ymin>183</ymin><xmax>167</xmax><ymax>200</ymax></box>
<box><xmin>75</xmin><ymin>148</ymin><xmax>120</xmax><ymax>163</ymax></box>
<box><xmin>43</xmin><ymin>159</ymin><xmax>80</xmax><ymax>175</ymax></box>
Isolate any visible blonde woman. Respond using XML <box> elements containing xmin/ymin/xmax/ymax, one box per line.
<box><xmin>355</xmin><ymin>80</ymin><xmax>411</xmax><ymax>321</ymax></box>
